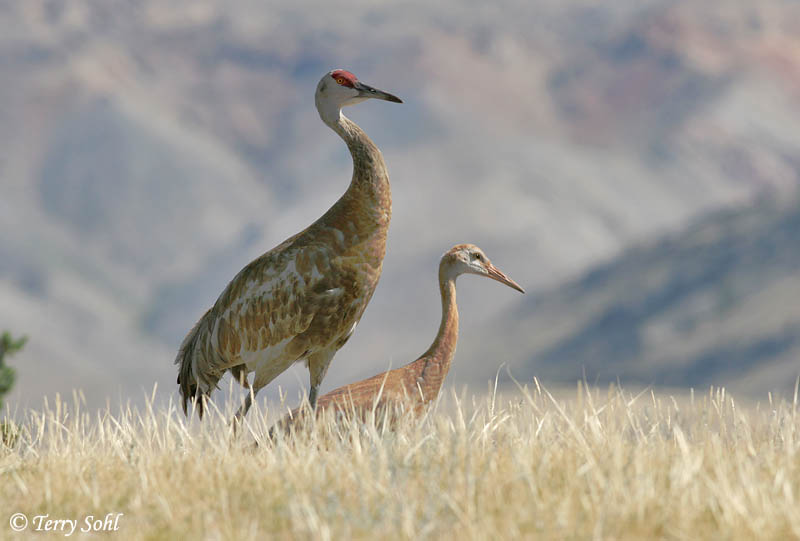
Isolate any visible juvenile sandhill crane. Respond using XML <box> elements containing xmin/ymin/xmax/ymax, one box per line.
<box><xmin>276</xmin><ymin>244</ymin><xmax>524</xmax><ymax>429</ymax></box>
<box><xmin>176</xmin><ymin>69</ymin><xmax>402</xmax><ymax>419</ymax></box>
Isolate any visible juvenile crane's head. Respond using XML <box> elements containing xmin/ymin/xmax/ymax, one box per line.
<box><xmin>441</xmin><ymin>244</ymin><xmax>525</xmax><ymax>293</ymax></box>
<box><xmin>315</xmin><ymin>69</ymin><xmax>402</xmax><ymax>125</ymax></box>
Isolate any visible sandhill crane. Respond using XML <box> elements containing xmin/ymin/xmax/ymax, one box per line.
<box><xmin>276</xmin><ymin>244</ymin><xmax>524</xmax><ymax>428</ymax></box>
<box><xmin>176</xmin><ymin>69</ymin><xmax>402</xmax><ymax>419</ymax></box>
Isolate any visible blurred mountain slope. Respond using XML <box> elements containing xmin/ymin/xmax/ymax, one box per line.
<box><xmin>468</xmin><ymin>196</ymin><xmax>800</xmax><ymax>397</ymax></box>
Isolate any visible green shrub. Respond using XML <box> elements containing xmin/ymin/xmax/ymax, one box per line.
<box><xmin>0</xmin><ymin>331</ymin><xmax>26</xmax><ymax>411</ymax></box>
<box><xmin>0</xmin><ymin>331</ymin><xmax>25</xmax><ymax>446</ymax></box>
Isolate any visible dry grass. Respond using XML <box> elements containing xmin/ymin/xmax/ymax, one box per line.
<box><xmin>2</xmin><ymin>379</ymin><xmax>800</xmax><ymax>540</ymax></box>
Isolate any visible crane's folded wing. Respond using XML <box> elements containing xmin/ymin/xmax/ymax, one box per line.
<box><xmin>209</xmin><ymin>242</ymin><xmax>344</xmax><ymax>363</ymax></box>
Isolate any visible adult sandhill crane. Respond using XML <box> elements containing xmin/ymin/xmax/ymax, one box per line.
<box><xmin>276</xmin><ymin>244</ymin><xmax>524</xmax><ymax>428</ymax></box>
<box><xmin>176</xmin><ymin>69</ymin><xmax>402</xmax><ymax>419</ymax></box>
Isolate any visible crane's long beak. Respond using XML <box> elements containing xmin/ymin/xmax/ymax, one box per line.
<box><xmin>485</xmin><ymin>263</ymin><xmax>525</xmax><ymax>294</ymax></box>
<box><xmin>355</xmin><ymin>81</ymin><xmax>403</xmax><ymax>103</ymax></box>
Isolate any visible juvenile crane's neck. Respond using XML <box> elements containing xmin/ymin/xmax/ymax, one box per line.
<box><xmin>414</xmin><ymin>269</ymin><xmax>459</xmax><ymax>402</ymax></box>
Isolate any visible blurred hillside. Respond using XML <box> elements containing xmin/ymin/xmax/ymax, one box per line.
<box><xmin>469</xmin><ymin>196</ymin><xmax>800</xmax><ymax>397</ymax></box>
<box><xmin>1</xmin><ymin>0</ymin><xmax>799</xmax><ymax>409</ymax></box>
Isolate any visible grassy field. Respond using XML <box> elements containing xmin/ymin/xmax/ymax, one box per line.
<box><xmin>1</xmin><ymin>380</ymin><xmax>799</xmax><ymax>540</ymax></box>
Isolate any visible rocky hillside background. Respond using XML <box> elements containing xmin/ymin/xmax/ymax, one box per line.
<box><xmin>468</xmin><ymin>196</ymin><xmax>800</xmax><ymax>397</ymax></box>
<box><xmin>2</xmin><ymin>0</ymin><xmax>799</xmax><ymax>411</ymax></box>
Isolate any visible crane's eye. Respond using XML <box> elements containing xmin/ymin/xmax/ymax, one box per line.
<box><xmin>336</xmin><ymin>77</ymin><xmax>346</xmax><ymax>85</ymax></box>
<box><xmin>472</xmin><ymin>252</ymin><xmax>484</xmax><ymax>262</ymax></box>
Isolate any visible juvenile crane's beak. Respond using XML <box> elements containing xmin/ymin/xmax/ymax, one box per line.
<box><xmin>484</xmin><ymin>263</ymin><xmax>525</xmax><ymax>294</ymax></box>
<box><xmin>355</xmin><ymin>81</ymin><xmax>403</xmax><ymax>103</ymax></box>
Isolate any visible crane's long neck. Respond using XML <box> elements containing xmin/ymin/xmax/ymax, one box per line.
<box><xmin>327</xmin><ymin>112</ymin><xmax>391</xmax><ymax>213</ymax></box>
<box><xmin>414</xmin><ymin>269</ymin><xmax>459</xmax><ymax>402</ymax></box>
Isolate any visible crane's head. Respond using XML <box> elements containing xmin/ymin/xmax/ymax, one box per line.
<box><xmin>316</xmin><ymin>69</ymin><xmax>402</xmax><ymax>124</ymax></box>
<box><xmin>441</xmin><ymin>244</ymin><xmax>525</xmax><ymax>293</ymax></box>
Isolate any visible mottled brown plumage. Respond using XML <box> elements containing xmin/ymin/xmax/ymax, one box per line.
<box><xmin>176</xmin><ymin>70</ymin><xmax>402</xmax><ymax>418</ymax></box>
<box><xmin>275</xmin><ymin>244</ymin><xmax>524</xmax><ymax>429</ymax></box>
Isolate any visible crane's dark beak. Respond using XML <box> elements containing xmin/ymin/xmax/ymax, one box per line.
<box><xmin>484</xmin><ymin>263</ymin><xmax>525</xmax><ymax>294</ymax></box>
<box><xmin>355</xmin><ymin>81</ymin><xmax>403</xmax><ymax>103</ymax></box>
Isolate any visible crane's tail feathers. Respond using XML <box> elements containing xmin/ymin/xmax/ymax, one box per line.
<box><xmin>175</xmin><ymin>311</ymin><xmax>219</xmax><ymax>418</ymax></box>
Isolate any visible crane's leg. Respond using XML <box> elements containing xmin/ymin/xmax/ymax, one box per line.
<box><xmin>309</xmin><ymin>386</ymin><xmax>319</xmax><ymax>409</ymax></box>
<box><xmin>232</xmin><ymin>388</ymin><xmax>258</xmax><ymax>424</ymax></box>
<box><xmin>307</xmin><ymin>350</ymin><xmax>335</xmax><ymax>409</ymax></box>
<box><xmin>229</xmin><ymin>365</ymin><xmax>253</xmax><ymax>429</ymax></box>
